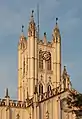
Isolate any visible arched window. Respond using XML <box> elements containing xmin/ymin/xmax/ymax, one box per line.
<box><xmin>47</xmin><ymin>84</ymin><xmax>51</xmax><ymax>92</ymax></box>
<box><xmin>47</xmin><ymin>53</ymin><xmax>51</xmax><ymax>70</ymax></box>
<box><xmin>39</xmin><ymin>83</ymin><xmax>43</xmax><ymax>94</ymax></box>
<box><xmin>39</xmin><ymin>50</ymin><xmax>43</xmax><ymax>69</ymax></box>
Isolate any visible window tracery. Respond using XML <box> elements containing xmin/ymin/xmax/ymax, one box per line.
<box><xmin>47</xmin><ymin>84</ymin><xmax>51</xmax><ymax>92</ymax></box>
<box><xmin>39</xmin><ymin>50</ymin><xmax>43</xmax><ymax>69</ymax></box>
<box><xmin>47</xmin><ymin>53</ymin><xmax>51</xmax><ymax>70</ymax></box>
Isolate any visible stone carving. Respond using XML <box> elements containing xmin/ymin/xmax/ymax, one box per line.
<box><xmin>46</xmin><ymin>110</ymin><xmax>49</xmax><ymax>119</ymax></box>
<box><xmin>42</xmin><ymin>51</ymin><xmax>51</xmax><ymax>61</ymax></box>
<box><xmin>16</xmin><ymin>113</ymin><xmax>20</xmax><ymax>119</ymax></box>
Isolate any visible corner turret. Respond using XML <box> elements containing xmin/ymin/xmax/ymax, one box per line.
<box><xmin>28</xmin><ymin>10</ymin><xmax>37</xmax><ymax>37</ymax></box>
<box><xmin>62</xmin><ymin>66</ymin><xmax>72</xmax><ymax>90</ymax></box>
<box><xmin>52</xmin><ymin>18</ymin><xmax>61</xmax><ymax>42</ymax></box>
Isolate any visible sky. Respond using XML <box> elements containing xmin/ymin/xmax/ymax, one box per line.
<box><xmin>0</xmin><ymin>0</ymin><xmax>82</xmax><ymax>99</ymax></box>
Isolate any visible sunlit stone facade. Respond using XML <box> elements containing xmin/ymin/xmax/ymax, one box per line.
<box><xmin>0</xmin><ymin>11</ymin><xmax>79</xmax><ymax>119</ymax></box>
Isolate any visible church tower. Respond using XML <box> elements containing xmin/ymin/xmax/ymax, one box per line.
<box><xmin>0</xmin><ymin>9</ymin><xmax>78</xmax><ymax>119</ymax></box>
<box><xmin>18</xmin><ymin>11</ymin><xmax>61</xmax><ymax>101</ymax></box>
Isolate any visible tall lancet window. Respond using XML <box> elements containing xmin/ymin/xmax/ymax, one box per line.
<box><xmin>47</xmin><ymin>84</ymin><xmax>51</xmax><ymax>92</ymax></box>
<box><xmin>47</xmin><ymin>53</ymin><xmax>51</xmax><ymax>70</ymax></box>
<box><xmin>39</xmin><ymin>50</ymin><xmax>43</xmax><ymax>69</ymax></box>
<box><xmin>39</xmin><ymin>83</ymin><xmax>43</xmax><ymax>94</ymax></box>
<box><xmin>23</xmin><ymin>58</ymin><xmax>25</xmax><ymax>75</ymax></box>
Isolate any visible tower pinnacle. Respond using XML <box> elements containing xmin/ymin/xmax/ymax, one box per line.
<box><xmin>5</xmin><ymin>88</ymin><xmax>10</xmax><ymax>98</ymax></box>
<box><xmin>21</xmin><ymin>25</ymin><xmax>24</xmax><ymax>33</ymax></box>
<box><xmin>54</xmin><ymin>17</ymin><xmax>59</xmax><ymax>32</ymax></box>
<box><xmin>32</xmin><ymin>10</ymin><xmax>34</xmax><ymax>17</ymax></box>
<box><xmin>21</xmin><ymin>25</ymin><xmax>24</xmax><ymax>37</ymax></box>
<box><xmin>30</xmin><ymin>10</ymin><xmax>34</xmax><ymax>23</ymax></box>
<box><xmin>52</xmin><ymin>17</ymin><xmax>61</xmax><ymax>40</ymax></box>
<box><xmin>28</xmin><ymin>10</ymin><xmax>36</xmax><ymax>37</ymax></box>
<box><xmin>56</xmin><ymin>18</ymin><xmax>58</xmax><ymax>25</ymax></box>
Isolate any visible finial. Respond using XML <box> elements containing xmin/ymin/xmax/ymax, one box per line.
<box><xmin>63</xmin><ymin>66</ymin><xmax>67</xmax><ymax>76</ymax></box>
<box><xmin>64</xmin><ymin>66</ymin><xmax>66</xmax><ymax>71</ymax></box>
<box><xmin>22</xmin><ymin>25</ymin><xmax>24</xmax><ymax>33</ymax></box>
<box><xmin>56</xmin><ymin>18</ymin><xmax>58</xmax><ymax>25</ymax></box>
<box><xmin>43</xmin><ymin>32</ymin><xmax>47</xmax><ymax>43</ymax></box>
<box><xmin>44</xmin><ymin>32</ymin><xmax>46</xmax><ymax>36</ymax></box>
<box><xmin>30</xmin><ymin>10</ymin><xmax>34</xmax><ymax>23</ymax></box>
<box><xmin>46</xmin><ymin>110</ymin><xmax>49</xmax><ymax>119</ymax></box>
<box><xmin>31</xmin><ymin>10</ymin><xmax>34</xmax><ymax>17</ymax></box>
<box><xmin>5</xmin><ymin>88</ymin><xmax>9</xmax><ymax>98</ymax></box>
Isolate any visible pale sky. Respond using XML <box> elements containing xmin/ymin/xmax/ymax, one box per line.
<box><xmin>0</xmin><ymin>0</ymin><xmax>82</xmax><ymax>99</ymax></box>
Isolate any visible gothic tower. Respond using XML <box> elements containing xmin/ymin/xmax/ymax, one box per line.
<box><xmin>18</xmin><ymin>12</ymin><xmax>61</xmax><ymax>101</ymax></box>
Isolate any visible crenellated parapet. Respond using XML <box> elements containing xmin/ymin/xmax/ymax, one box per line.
<box><xmin>37</xmin><ymin>82</ymin><xmax>71</xmax><ymax>103</ymax></box>
<box><xmin>0</xmin><ymin>98</ymin><xmax>33</xmax><ymax>109</ymax></box>
<box><xmin>38</xmin><ymin>39</ymin><xmax>52</xmax><ymax>47</ymax></box>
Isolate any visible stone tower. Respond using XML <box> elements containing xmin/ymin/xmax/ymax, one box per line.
<box><xmin>18</xmin><ymin>11</ymin><xmax>61</xmax><ymax>101</ymax></box>
<box><xmin>0</xmin><ymin>10</ymin><xmax>78</xmax><ymax>119</ymax></box>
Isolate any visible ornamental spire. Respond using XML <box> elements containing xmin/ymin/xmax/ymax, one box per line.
<box><xmin>22</xmin><ymin>25</ymin><xmax>24</xmax><ymax>33</ymax></box>
<box><xmin>28</xmin><ymin>10</ymin><xmax>36</xmax><ymax>37</ymax></box>
<box><xmin>21</xmin><ymin>25</ymin><xmax>24</xmax><ymax>37</ymax></box>
<box><xmin>62</xmin><ymin>66</ymin><xmax>68</xmax><ymax>79</ymax></box>
<box><xmin>30</xmin><ymin>10</ymin><xmax>34</xmax><ymax>23</ymax></box>
<box><xmin>43</xmin><ymin>32</ymin><xmax>47</xmax><ymax>44</ymax></box>
<box><xmin>54</xmin><ymin>17</ymin><xmax>60</xmax><ymax>34</ymax></box>
<box><xmin>5</xmin><ymin>88</ymin><xmax>10</xmax><ymax>98</ymax></box>
<box><xmin>56</xmin><ymin>17</ymin><xmax>58</xmax><ymax>25</ymax></box>
<box><xmin>52</xmin><ymin>17</ymin><xmax>61</xmax><ymax>41</ymax></box>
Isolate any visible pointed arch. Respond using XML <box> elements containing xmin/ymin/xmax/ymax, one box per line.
<box><xmin>39</xmin><ymin>83</ymin><xmax>43</xmax><ymax>94</ymax></box>
<box><xmin>39</xmin><ymin>50</ymin><xmax>43</xmax><ymax>69</ymax></box>
<box><xmin>47</xmin><ymin>84</ymin><xmax>51</xmax><ymax>92</ymax></box>
<box><xmin>47</xmin><ymin>52</ymin><xmax>51</xmax><ymax>70</ymax></box>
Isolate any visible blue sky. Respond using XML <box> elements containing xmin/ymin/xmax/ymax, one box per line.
<box><xmin>0</xmin><ymin>0</ymin><xmax>82</xmax><ymax>99</ymax></box>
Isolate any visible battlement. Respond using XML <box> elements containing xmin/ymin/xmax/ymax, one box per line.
<box><xmin>0</xmin><ymin>98</ymin><xmax>33</xmax><ymax>109</ymax></box>
<box><xmin>38</xmin><ymin>39</ymin><xmax>52</xmax><ymax>46</ymax></box>
<box><xmin>38</xmin><ymin>85</ymin><xmax>69</xmax><ymax>103</ymax></box>
<box><xmin>38</xmin><ymin>79</ymin><xmax>72</xmax><ymax>103</ymax></box>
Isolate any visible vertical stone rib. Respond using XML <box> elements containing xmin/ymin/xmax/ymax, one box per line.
<box><xmin>57</xmin><ymin>38</ymin><xmax>61</xmax><ymax>87</ymax></box>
